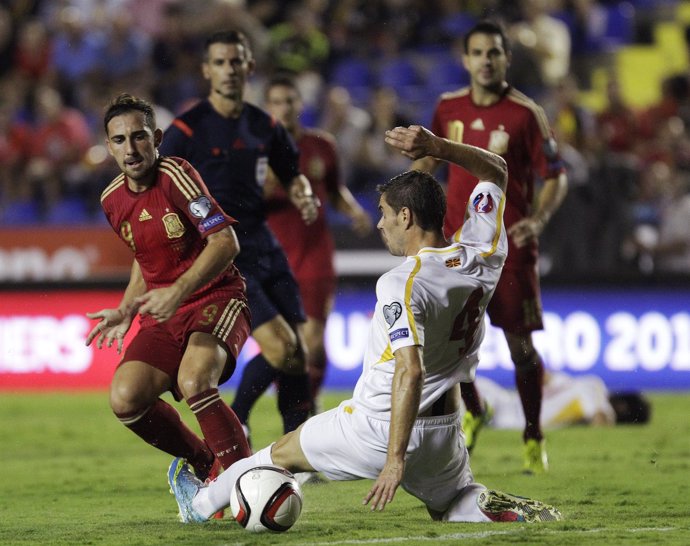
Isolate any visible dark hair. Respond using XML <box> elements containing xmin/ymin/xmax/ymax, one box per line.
<box><xmin>103</xmin><ymin>93</ymin><xmax>156</xmax><ymax>134</ymax></box>
<box><xmin>264</xmin><ymin>74</ymin><xmax>299</xmax><ymax>100</ymax></box>
<box><xmin>463</xmin><ymin>20</ymin><xmax>510</xmax><ymax>54</ymax></box>
<box><xmin>609</xmin><ymin>392</ymin><xmax>651</xmax><ymax>424</ymax></box>
<box><xmin>377</xmin><ymin>170</ymin><xmax>446</xmax><ymax>232</ymax></box>
<box><xmin>203</xmin><ymin>29</ymin><xmax>253</xmax><ymax>61</ymax></box>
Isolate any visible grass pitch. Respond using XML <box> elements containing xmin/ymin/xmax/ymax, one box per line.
<box><xmin>1</xmin><ymin>390</ymin><xmax>689</xmax><ymax>545</ymax></box>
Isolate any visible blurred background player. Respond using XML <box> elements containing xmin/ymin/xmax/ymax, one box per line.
<box><xmin>473</xmin><ymin>372</ymin><xmax>650</xmax><ymax>430</ymax></box>
<box><xmin>263</xmin><ymin>75</ymin><xmax>373</xmax><ymax>411</ymax></box>
<box><xmin>410</xmin><ymin>20</ymin><xmax>568</xmax><ymax>473</ymax></box>
<box><xmin>159</xmin><ymin>31</ymin><xmax>320</xmax><ymax>441</ymax></box>
<box><xmin>86</xmin><ymin>94</ymin><xmax>251</xmax><ymax>496</ymax></box>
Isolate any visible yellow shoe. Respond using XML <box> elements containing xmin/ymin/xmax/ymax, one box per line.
<box><xmin>461</xmin><ymin>402</ymin><xmax>493</xmax><ymax>454</ymax></box>
<box><xmin>523</xmin><ymin>438</ymin><xmax>549</xmax><ymax>474</ymax></box>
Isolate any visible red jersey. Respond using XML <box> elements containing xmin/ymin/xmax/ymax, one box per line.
<box><xmin>431</xmin><ymin>87</ymin><xmax>564</xmax><ymax>268</ymax></box>
<box><xmin>100</xmin><ymin>156</ymin><xmax>245</xmax><ymax>302</ymax></box>
<box><xmin>266</xmin><ymin>128</ymin><xmax>339</xmax><ymax>281</ymax></box>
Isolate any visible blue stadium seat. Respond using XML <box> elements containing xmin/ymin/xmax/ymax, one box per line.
<box><xmin>330</xmin><ymin>57</ymin><xmax>373</xmax><ymax>88</ymax></box>
<box><xmin>378</xmin><ymin>57</ymin><xmax>420</xmax><ymax>88</ymax></box>
<box><xmin>603</xmin><ymin>2</ymin><xmax>636</xmax><ymax>49</ymax></box>
<box><xmin>45</xmin><ymin>197</ymin><xmax>90</xmax><ymax>225</ymax></box>
<box><xmin>0</xmin><ymin>199</ymin><xmax>42</xmax><ymax>225</ymax></box>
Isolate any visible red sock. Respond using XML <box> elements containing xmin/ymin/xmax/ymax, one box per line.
<box><xmin>515</xmin><ymin>358</ymin><xmax>545</xmax><ymax>442</ymax></box>
<box><xmin>116</xmin><ymin>398</ymin><xmax>213</xmax><ymax>474</ymax></box>
<box><xmin>187</xmin><ymin>388</ymin><xmax>251</xmax><ymax>469</ymax></box>
<box><xmin>460</xmin><ymin>381</ymin><xmax>484</xmax><ymax>416</ymax></box>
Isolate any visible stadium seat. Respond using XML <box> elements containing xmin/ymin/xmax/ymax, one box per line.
<box><xmin>0</xmin><ymin>199</ymin><xmax>42</xmax><ymax>225</ymax></box>
<box><xmin>45</xmin><ymin>197</ymin><xmax>90</xmax><ymax>225</ymax></box>
<box><xmin>602</xmin><ymin>2</ymin><xmax>636</xmax><ymax>49</ymax></box>
<box><xmin>329</xmin><ymin>57</ymin><xmax>373</xmax><ymax>104</ymax></box>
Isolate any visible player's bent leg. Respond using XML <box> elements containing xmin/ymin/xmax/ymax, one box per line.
<box><xmin>110</xmin><ymin>361</ymin><xmax>214</xmax><ymax>472</ymax></box>
<box><xmin>271</xmin><ymin>426</ymin><xmax>317</xmax><ymax>474</ymax></box>
<box><xmin>253</xmin><ymin>315</ymin><xmax>306</xmax><ymax>373</ymax></box>
<box><xmin>179</xmin><ymin>333</ymin><xmax>251</xmax><ymax>470</ymax></box>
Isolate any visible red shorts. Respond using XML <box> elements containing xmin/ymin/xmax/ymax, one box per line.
<box><xmin>487</xmin><ymin>265</ymin><xmax>543</xmax><ymax>335</ymax></box>
<box><xmin>120</xmin><ymin>294</ymin><xmax>251</xmax><ymax>400</ymax></box>
<box><xmin>297</xmin><ymin>276</ymin><xmax>336</xmax><ymax>322</ymax></box>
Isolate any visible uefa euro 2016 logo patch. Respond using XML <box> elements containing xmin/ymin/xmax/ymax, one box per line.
<box><xmin>473</xmin><ymin>192</ymin><xmax>494</xmax><ymax>213</ymax></box>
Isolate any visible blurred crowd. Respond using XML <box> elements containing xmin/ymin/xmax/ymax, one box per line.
<box><xmin>1</xmin><ymin>0</ymin><xmax>689</xmax><ymax>279</ymax></box>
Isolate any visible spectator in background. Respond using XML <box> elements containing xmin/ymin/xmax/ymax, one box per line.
<box><xmin>508</xmin><ymin>0</ymin><xmax>571</xmax><ymax>96</ymax></box>
<box><xmin>0</xmin><ymin>80</ymin><xmax>32</xmax><ymax>216</ymax></box>
<box><xmin>540</xmin><ymin>74</ymin><xmax>595</xmax><ymax>276</ymax></box>
<box><xmin>627</xmin><ymin>162</ymin><xmax>690</xmax><ymax>275</ymax></box>
<box><xmin>264</xmin><ymin>75</ymin><xmax>372</xmax><ymax>410</ymax></box>
<box><xmin>318</xmin><ymin>86</ymin><xmax>370</xmax><ymax>189</ymax></box>
<box><xmin>353</xmin><ymin>86</ymin><xmax>413</xmax><ymax>193</ymax></box>
<box><xmin>13</xmin><ymin>18</ymin><xmax>52</xmax><ymax>84</ymax></box>
<box><xmin>49</xmin><ymin>6</ymin><xmax>106</xmax><ymax>107</ymax></box>
<box><xmin>25</xmin><ymin>83</ymin><xmax>92</xmax><ymax>210</ymax></box>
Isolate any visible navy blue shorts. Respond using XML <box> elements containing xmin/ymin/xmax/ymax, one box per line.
<box><xmin>235</xmin><ymin>244</ymin><xmax>306</xmax><ymax>330</ymax></box>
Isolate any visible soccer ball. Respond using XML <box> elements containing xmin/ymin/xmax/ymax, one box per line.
<box><xmin>229</xmin><ymin>465</ymin><xmax>303</xmax><ymax>533</ymax></box>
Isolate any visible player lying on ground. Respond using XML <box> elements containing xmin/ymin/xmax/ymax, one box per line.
<box><xmin>168</xmin><ymin>125</ymin><xmax>563</xmax><ymax>523</ymax></box>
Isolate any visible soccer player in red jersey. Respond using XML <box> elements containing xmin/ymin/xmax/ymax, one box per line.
<box><xmin>264</xmin><ymin>75</ymin><xmax>372</xmax><ymax>407</ymax></box>
<box><xmin>410</xmin><ymin>20</ymin><xmax>568</xmax><ymax>473</ymax></box>
<box><xmin>85</xmin><ymin>94</ymin><xmax>252</xmax><ymax>494</ymax></box>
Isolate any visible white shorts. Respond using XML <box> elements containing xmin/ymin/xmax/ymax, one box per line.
<box><xmin>300</xmin><ymin>400</ymin><xmax>477</xmax><ymax>513</ymax></box>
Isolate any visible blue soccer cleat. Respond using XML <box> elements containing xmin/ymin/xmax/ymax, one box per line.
<box><xmin>167</xmin><ymin>457</ymin><xmax>208</xmax><ymax>523</ymax></box>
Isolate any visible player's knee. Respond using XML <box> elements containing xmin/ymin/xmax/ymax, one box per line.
<box><xmin>513</xmin><ymin>346</ymin><xmax>540</xmax><ymax>370</ymax></box>
<box><xmin>109</xmin><ymin>380</ymin><xmax>149</xmax><ymax>415</ymax></box>
<box><xmin>176</xmin><ymin>371</ymin><xmax>213</xmax><ymax>400</ymax></box>
<box><xmin>265</xmin><ymin>337</ymin><xmax>304</xmax><ymax>370</ymax></box>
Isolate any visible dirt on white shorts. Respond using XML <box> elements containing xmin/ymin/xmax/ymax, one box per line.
<box><xmin>299</xmin><ymin>400</ymin><xmax>476</xmax><ymax>513</ymax></box>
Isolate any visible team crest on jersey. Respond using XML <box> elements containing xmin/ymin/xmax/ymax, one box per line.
<box><xmin>163</xmin><ymin>213</ymin><xmax>185</xmax><ymax>239</ymax></box>
<box><xmin>473</xmin><ymin>192</ymin><xmax>494</xmax><ymax>213</ymax></box>
<box><xmin>189</xmin><ymin>196</ymin><xmax>212</xmax><ymax>218</ymax></box>
<box><xmin>470</xmin><ymin>118</ymin><xmax>485</xmax><ymax>131</ymax></box>
<box><xmin>383</xmin><ymin>302</ymin><xmax>402</xmax><ymax>328</ymax></box>
<box><xmin>488</xmin><ymin>125</ymin><xmax>509</xmax><ymax>154</ymax></box>
<box><xmin>445</xmin><ymin>257</ymin><xmax>461</xmax><ymax>268</ymax></box>
<box><xmin>308</xmin><ymin>156</ymin><xmax>326</xmax><ymax>180</ymax></box>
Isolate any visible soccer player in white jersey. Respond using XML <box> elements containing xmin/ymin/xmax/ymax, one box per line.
<box><xmin>167</xmin><ymin>125</ymin><xmax>563</xmax><ymax>523</ymax></box>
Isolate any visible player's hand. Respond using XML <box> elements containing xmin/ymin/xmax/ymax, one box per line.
<box><xmin>507</xmin><ymin>216</ymin><xmax>545</xmax><ymax>248</ymax></box>
<box><xmin>136</xmin><ymin>286</ymin><xmax>183</xmax><ymax>323</ymax></box>
<box><xmin>85</xmin><ymin>308</ymin><xmax>133</xmax><ymax>353</ymax></box>
<box><xmin>363</xmin><ymin>460</ymin><xmax>404</xmax><ymax>511</ymax></box>
<box><xmin>296</xmin><ymin>193</ymin><xmax>321</xmax><ymax>225</ymax></box>
<box><xmin>384</xmin><ymin>125</ymin><xmax>439</xmax><ymax>160</ymax></box>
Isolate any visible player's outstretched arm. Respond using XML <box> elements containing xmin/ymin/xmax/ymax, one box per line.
<box><xmin>385</xmin><ymin>125</ymin><xmax>507</xmax><ymax>192</ymax></box>
<box><xmin>85</xmin><ymin>260</ymin><xmax>145</xmax><ymax>352</ymax></box>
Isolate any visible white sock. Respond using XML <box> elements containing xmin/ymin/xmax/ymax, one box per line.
<box><xmin>192</xmin><ymin>444</ymin><xmax>275</xmax><ymax>519</ymax></box>
<box><xmin>442</xmin><ymin>483</ymin><xmax>492</xmax><ymax>522</ymax></box>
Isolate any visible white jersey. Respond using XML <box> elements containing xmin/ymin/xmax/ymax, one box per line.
<box><xmin>352</xmin><ymin>182</ymin><xmax>507</xmax><ymax>418</ymax></box>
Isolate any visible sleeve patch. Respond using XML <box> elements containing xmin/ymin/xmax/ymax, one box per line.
<box><xmin>198</xmin><ymin>213</ymin><xmax>225</xmax><ymax>233</ymax></box>
<box><xmin>189</xmin><ymin>196</ymin><xmax>212</xmax><ymax>218</ymax></box>
<box><xmin>472</xmin><ymin>192</ymin><xmax>494</xmax><ymax>213</ymax></box>
<box><xmin>383</xmin><ymin>302</ymin><xmax>402</xmax><ymax>328</ymax></box>
<box><xmin>389</xmin><ymin>328</ymin><xmax>409</xmax><ymax>341</ymax></box>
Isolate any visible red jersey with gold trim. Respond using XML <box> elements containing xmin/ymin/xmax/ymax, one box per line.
<box><xmin>431</xmin><ymin>86</ymin><xmax>565</xmax><ymax>268</ymax></box>
<box><xmin>265</xmin><ymin>128</ymin><xmax>339</xmax><ymax>280</ymax></box>
<box><xmin>100</xmin><ymin>156</ymin><xmax>245</xmax><ymax>301</ymax></box>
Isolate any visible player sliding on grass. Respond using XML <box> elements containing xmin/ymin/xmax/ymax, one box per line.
<box><xmin>86</xmin><ymin>94</ymin><xmax>251</xmax><ymax>496</ymax></box>
<box><xmin>168</xmin><ymin>125</ymin><xmax>563</xmax><ymax>523</ymax></box>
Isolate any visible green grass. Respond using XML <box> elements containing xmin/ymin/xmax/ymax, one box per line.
<box><xmin>1</xmin><ymin>390</ymin><xmax>689</xmax><ymax>545</ymax></box>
